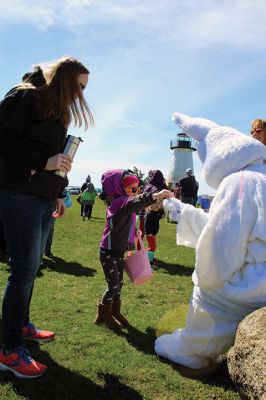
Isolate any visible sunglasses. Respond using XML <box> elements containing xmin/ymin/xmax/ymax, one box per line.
<box><xmin>251</xmin><ymin>128</ymin><xmax>262</xmax><ymax>135</ymax></box>
<box><xmin>124</xmin><ymin>186</ymin><xmax>139</xmax><ymax>193</ymax></box>
<box><xmin>79</xmin><ymin>83</ymin><xmax>86</xmax><ymax>91</ymax></box>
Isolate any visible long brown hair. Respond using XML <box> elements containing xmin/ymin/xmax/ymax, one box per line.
<box><xmin>18</xmin><ymin>56</ymin><xmax>94</xmax><ymax>130</ymax></box>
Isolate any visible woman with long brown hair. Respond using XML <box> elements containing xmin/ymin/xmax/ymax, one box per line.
<box><xmin>0</xmin><ymin>56</ymin><xmax>93</xmax><ymax>378</ymax></box>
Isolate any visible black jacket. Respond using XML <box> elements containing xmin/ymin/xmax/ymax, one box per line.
<box><xmin>0</xmin><ymin>89</ymin><xmax>67</xmax><ymax>200</ymax></box>
<box><xmin>179</xmin><ymin>175</ymin><xmax>199</xmax><ymax>198</ymax></box>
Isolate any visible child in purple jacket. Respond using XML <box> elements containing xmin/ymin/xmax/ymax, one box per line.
<box><xmin>94</xmin><ymin>169</ymin><xmax>172</xmax><ymax>330</ymax></box>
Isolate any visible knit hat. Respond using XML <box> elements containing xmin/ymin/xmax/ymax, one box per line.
<box><xmin>122</xmin><ymin>174</ymin><xmax>139</xmax><ymax>187</ymax></box>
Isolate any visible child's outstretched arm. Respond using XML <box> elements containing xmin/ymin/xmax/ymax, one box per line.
<box><xmin>152</xmin><ymin>189</ymin><xmax>173</xmax><ymax>201</ymax></box>
<box><xmin>117</xmin><ymin>190</ymin><xmax>173</xmax><ymax>216</ymax></box>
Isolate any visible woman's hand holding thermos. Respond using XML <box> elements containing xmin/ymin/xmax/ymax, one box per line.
<box><xmin>45</xmin><ymin>153</ymin><xmax>72</xmax><ymax>174</ymax></box>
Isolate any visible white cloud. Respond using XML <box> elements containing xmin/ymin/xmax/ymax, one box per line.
<box><xmin>1</xmin><ymin>0</ymin><xmax>266</xmax><ymax>51</ymax></box>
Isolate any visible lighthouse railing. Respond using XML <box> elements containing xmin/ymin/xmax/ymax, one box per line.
<box><xmin>170</xmin><ymin>137</ymin><xmax>197</xmax><ymax>151</ymax></box>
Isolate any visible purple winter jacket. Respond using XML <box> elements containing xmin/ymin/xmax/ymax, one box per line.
<box><xmin>100</xmin><ymin>169</ymin><xmax>155</xmax><ymax>253</ymax></box>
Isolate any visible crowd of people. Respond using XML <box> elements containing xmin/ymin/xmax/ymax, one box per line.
<box><xmin>0</xmin><ymin>54</ymin><xmax>265</xmax><ymax>380</ymax></box>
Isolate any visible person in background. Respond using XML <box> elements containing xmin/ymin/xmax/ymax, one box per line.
<box><xmin>173</xmin><ymin>182</ymin><xmax>181</xmax><ymax>200</ymax></box>
<box><xmin>44</xmin><ymin>187</ymin><xmax>72</xmax><ymax>258</ymax></box>
<box><xmin>0</xmin><ymin>56</ymin><xmax>93</xmax><ymax>378</ymax></box>
<box><xmin>138</xmin><ymin>170</ymin><xmax>165</xmax><ymax>264</ymax></box>
<box><xmin>250</xmin><ymin>119</ymin><xmax>266</xmax><ymax>146</ymax></box>
<box><xmin>179</xmin><ymin>168</ymin><xmax>199</xmax><ymax>206</ymax></box>
<box><xmin>78</xmin><ymin>175</ymin><xmax>90</xmax><ymax>216</ymax></box>
<box><xmin>80</xmin><ymin>175</ymin><xmax>97</xmax><ymax>221</ymax></box>
<box><xmin>94</xmin><ymin>169</ymin><xmax>172</xmax><ymax>330</ymax></box>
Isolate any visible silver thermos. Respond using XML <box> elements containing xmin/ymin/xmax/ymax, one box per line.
<box><xmin>54</xmin><ymin>135</ymin><xmax>83</xmax><ymax>178</ymax></box>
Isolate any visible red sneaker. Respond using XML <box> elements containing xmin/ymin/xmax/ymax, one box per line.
<box><xmin>22</xmin><ymin>322</ymin><xmax>55</xmax><ymax>343</ymax></box>
<box><xmin>0</xmin><ymin>346</ymin><xmax>47</xmax><ymax>378</ymax></box>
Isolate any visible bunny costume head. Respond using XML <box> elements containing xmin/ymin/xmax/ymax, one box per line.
<box><xmin>172</xmin><ymin>112</ymin><xmax>266</xmax><ymax>189</ymax></box>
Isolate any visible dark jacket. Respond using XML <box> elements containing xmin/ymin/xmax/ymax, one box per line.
<box><xmin>140</xmin><ymin>169</ymin><xmax>164</xmax><ymax>220</ymax></box>
<box><xmin>0</xmin><ymin>89</ymin><xmax>67</xmax><ymax>200</ymax></box>
<box><xmin>143</xmin><ymin>169</ymin><xmax>164</xmax><ymax>194</ymax></box>
<box><xmin>179</xmin><ymin>175</ymin><xmax>199</xmax><ymax>198</ymax></box>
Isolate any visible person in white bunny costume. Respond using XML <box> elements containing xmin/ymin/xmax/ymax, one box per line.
<box><xmin>154</xmin><ymin>112</ymin><xmax>266</xmax><ymax>369</ymax></box>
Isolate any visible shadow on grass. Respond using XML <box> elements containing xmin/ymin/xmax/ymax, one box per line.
<box><xmin>40</xmin><ymin>256</ymin><xmax>97</xmax><ymax>278</ymax></box>
<box><xmin>0</xmin><ymin>255</ymin><xmax>97</xmax><ymax>279</ymax></box>
<box><xmin>119</xmin><ymin>325</ymin><xmax>156</xmax><ymax>355</ymax></box>
<box><xmin>120</xmin><ymin>323</ymin><xmax>236</xmax><ymax>394</ymax></box>
<box><xmin>0</xmin><ymin>344</ymin><xmax>143</xmax><ymax>400</ymax></box>
<box><xmin>154</xmin><ymin>260</ymin><xmax>194</xmax><ymax>276</ymax></box>
<box><xmin>90</xmin><ymin>216</ymin><xmax>105</xmax><ymax>221</ymax></box>
<box><xmin>157</xmin><ymin>354</ymin><xmax>237</xmax><ymax>393</ymax></box>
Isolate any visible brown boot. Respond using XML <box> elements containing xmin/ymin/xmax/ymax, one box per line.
<box><xmin>112</xmin><ymin>299</ymin><xmax>130</xmax><ymax>327</ymax></box>
<box><xmin>94</xmin><ymin>300</ymin><xmax>121</xmax><ymax>331</ymax></box>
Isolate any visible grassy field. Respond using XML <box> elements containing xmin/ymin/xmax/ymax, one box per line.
<box><xmin>0</xmin><ymin>197</ymin><xmax>239</xmax><ymax>400</ymax></box>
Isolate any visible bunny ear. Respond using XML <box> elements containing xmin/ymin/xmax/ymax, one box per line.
<box><xmin>172</xmin><ymin>112</ymin><xmax>219</xmax><ymax>141</ymax></box>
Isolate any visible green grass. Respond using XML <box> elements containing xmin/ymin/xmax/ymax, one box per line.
<box><xmin>0</xmin><ymin>197</ymin><xmax>239</xmax><ymax>400</ymax></box>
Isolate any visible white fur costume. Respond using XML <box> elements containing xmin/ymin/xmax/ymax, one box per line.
<box><xmin>154</xmin><ymin>113</ymin><xmax>266</xmax><ymax>368</ymax></box>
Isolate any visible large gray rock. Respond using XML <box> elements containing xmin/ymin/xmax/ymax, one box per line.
<box><xmin>227</xmin><ymin>307</ymin><xmax>266</xmax><ymax>400</ymax></box>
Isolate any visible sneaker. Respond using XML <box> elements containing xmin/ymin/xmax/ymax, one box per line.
<box><xmin>45</xmin><ymin>251</ymin><xmax>54</xmax><ymax>258</ymax></box>
<box><xmin>0</xmin><ymin>346</ymin><xmax>47</xmax><ymax>378</ymax></box>
<box><xmin>22</xmin><ymin>322</ymin><xmax>55</xmax><ymax>343</ymax></box>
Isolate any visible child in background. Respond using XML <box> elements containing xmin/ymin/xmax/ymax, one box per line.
<box><xmin>144</xmin><ymin>198</ymin><xmax>164</xmax><ymax>264</ymax></box>
<box><xmin>81</xmin><ymin>175</ymin><xmax>97</xmax><ymax>221</ymax></box>
<box><xmin>94</xmin><ymin>169</ymin><xmax>172</xmax><ymax>330</ymax></box>
<box><xmin>138</xmin><ymin>170</ymin><xmax>165</xmax><ymax>264</ymax></box>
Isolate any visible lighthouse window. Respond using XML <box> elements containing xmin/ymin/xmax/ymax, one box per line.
<box><xmin>178</xmin><ymin>140</ymin><xmax>190</xmax><ymax>148</ymax></box>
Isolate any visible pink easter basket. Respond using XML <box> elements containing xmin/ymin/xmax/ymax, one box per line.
<box><xmin>125</xmin><ymin>230</ymin><xmax>153</xmax><ymax>286</ymax></box>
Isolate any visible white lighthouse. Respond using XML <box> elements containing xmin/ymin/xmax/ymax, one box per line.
<box><xmin>167</xmin><ymin>132</ymin><xmax>197</xmax><ymax>186</ymax></box>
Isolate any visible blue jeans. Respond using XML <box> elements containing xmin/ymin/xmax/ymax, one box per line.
<box><xmin>0</xmin><ymin>189</ymin><xmax>54</xmax><ymax>350</ymax></box>
<box><xmin>45</xmin><ymin>217</ymin><xmax>56</xmax><ymax>254</ymax></box>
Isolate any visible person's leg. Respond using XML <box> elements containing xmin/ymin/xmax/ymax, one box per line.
<box><xmin>112</xmin><ymin>257</ymin><xmax>129</xmax><ymax>326</ymax></box>
<box><xmin>0</xmin><ymin>190</ymin><xmax>54</xmax><ymax>351</ymax></box>
<box><xmin>136</xmin><ymin>217</ymin><xmax>145</xmax><ymax>250</ymax></box>
<box><xmin>44</xmin><ymin>217</ymin><xmax>55</xmax><ymax>257</ymax></box>
<box><xmin>87</xmin><ymin>205</ymin><xmax>92</xmax><ymax>220</ymax></box>
<box><xmin>83</xmin><ymin>205</ymin><xmax>88</xmax><ymax>221</ymax></box>
<box><xmin>24</xmin><ymin>205</ymin><xmax>55</xmax><ymax>328</ymax></box>
<box><xmin>146</xmin><ymin>235</ymin><xmax>156</xmax><ymax>264</ymax></box>
<box><xmin>145</xmin><ymin>212</ymin><xmax>159</xmax><ymax>264</ymax></box>
<box><xmin>101</xmin><ymin>254</ymin><xmax>121</xmax><ymax>304</ymax></box>
<box><xmin>94</xmin><ymin>253</ymin><xmax>121</xmax><ymax>330</ymax></box>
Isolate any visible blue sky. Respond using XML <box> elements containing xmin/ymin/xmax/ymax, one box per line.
<box><xmin>0</xmin><ymin>0</ymin><xmax>266</xmax><ymax>195</ymax></box>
